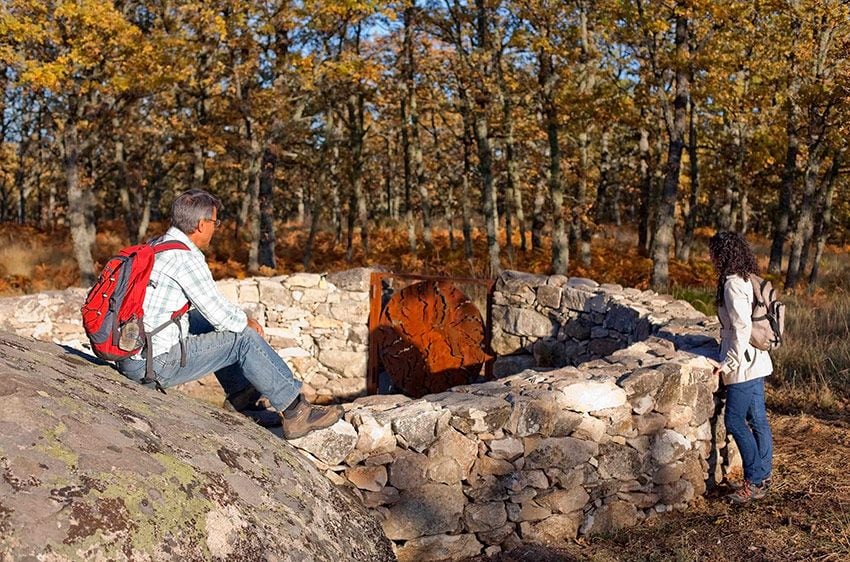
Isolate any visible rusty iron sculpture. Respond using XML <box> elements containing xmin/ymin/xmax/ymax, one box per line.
<box><xmin>368</xmin><ymin>273</ymin><xmax>494</xmax><ymax>398</ymax></box>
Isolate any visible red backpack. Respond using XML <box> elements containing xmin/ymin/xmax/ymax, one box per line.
<box><xmin>81</xmin><ymin>240</ymin><xmax>190</xmax><ymax>387</ymax></box>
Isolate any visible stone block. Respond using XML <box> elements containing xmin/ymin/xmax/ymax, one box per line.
<box><xmin>504</xmin><ymin>308</ymin><xmax>558</xmax><ymax>338</ymax></box>
<box><xmin>692</xmin><ymin>384</ymin><xmax>716</xmax><ymax>427</ymax></box>
<box><xmin>363</xmin><ymin>486</ymin><xmax>400</xmax><ymax>509</ymax></box>
<box><xmin>427</xmin><ymin>428</ymin><xmax>478</xmax><ymax>483</ymax></box>
<box><xmin>532</xmin><ymin>338</ymin><xmax>571</xmax><ymax>369</ymax></box>
<box><xmin>496</xmin><ymin>270</ymin><xmax>549</xmax><ymax>294</ymax></box>
<box><xmin>619</xmin><ymin>368</ymin><xmax>664</xmax><ymax>398</ymax></box>
<box><xmin>491</xmin><ymin>330</ymin><xmax>524</xmax><ymax>356</ymax></box>
<box><xmin>317</xmin><ymin>350</ymin><xmax>367</xmax><ymax>379</ymax></box>
<box><xmin>257</xmin><ymin>278</ymin><xmax>290</xmax><ymax>303</ymax></box>
<box><xmin>583</xmin><ymin>501</ymin><xmax>638</xmax><ymax>535</ymax></box>
<box><xmin>354</xmin><ymin>414</ymin><xmax>396</xmax><ymax>456</ymax></box>
<box><xmin>382</xmin><ymin>483</ymin><xmax>466</xmax><ymax>540</ymax></box>
<box><xmin>493</xmin><ymin>354</ymin><xmax>537</xmax><ymax>378</ymax></box>
<box><xmin>466</xmin><ymin>474</ymin><xmax>510</xmax><ymax>502</ymax></box>
<box><xmin>517</xmin><ymin>500</ymin><xmax>551</xmax><ymax>522</ymax></box>
<box><xmin>604</xmin><ymin>305</ymin><xmax>640</xmax><ymax>334</ymax></box>
<box><xmin>561</xmin><ymin>287</ymin><xmax>593</xmax><ymax>312</ymax></box>
<box><xmin>216</xmin><ymin>280</ymin><xmax>239</xmax><ymax>303</ymax></box>
<box><xmin>489</xmin><ymin>438</ymin><xmax>524</xmax><ymax>461</ymax></box>
<box><xmin>475</xmin><ymin>455</ymin><xmax>515</xmax><ymax>477</ymax></box>
<box><xmin>326</xmin><ymin>267</ymin><xmax>379</xmax><ymax>292</ymax></box>
<box><xmin>561</xmin><ymin>318</ymin><xmax>592</xmax><ymax>340</ymax></box>
<box><xmin>572</xmin><ymin>415</ymin><xmax>607</xmax><ymax>443</ymax></box>
<box><xmin>388</xmin><ymin>449</ymin><xmax>429</xmax><ymax>490</ymax></box>
<box><xmin>597</xmin><ymin>443</ymin><xmax>643</xmax><ymax>481</ymax></box>
<box><xmin>665</xmin><ymin>405</ymin><xmax>694</xmax><ymax>428</ymax></box>
<box><xmin>634</xmin><ymin>412</ymin><xmax>667</xmax><ymax>436</ymax></box>
<box><xmin>657</xmin><ymin>479</ymin><xmax>695</xmax><ymax>505</ymax></box>
<box><xmin>651</xmin><ymin>430</ymin><xmax>691</xmax><ymax>465</ymax></box>
<box><xmin>652</xmin><ymin>462</ymin><xmax>684</xmax><ymax>484</ymax></box>
<box><xmin>236</xmin><ymin>281</ymin><xmax>259</xmax><ymax>303</ymax></box>
<box><xmin>396</xmin><ymin>534</ymin><xmax>483</xmax><ymax>562</ymax></box>
<box><xmin>287</xmin><ymin>420</ymin><xmax>357</xmax><ymax>466</ymax></box>
<box><xmin>464</xmin><ymin>502</ymin><xmax>508</xmax><ymax>533</ymax></box>
<box><xmin>284</xmin><ymin>272</ymin><xmax>323</xmax><ymax>288</ymax></box>
<box><xmin>345</xmin><ymin>465</ymin><xmax>388</xmax><ymax>492</ymax></box>
<box><xmin>438</xmin><ymin>393</ymin><xmax>512</xmax><ymax>434</ymax></box>
<box><xmin>523</xmin><ymin>437</ymin><xmax>598</xmax><ymax>470</ymax></box>
<box><xmin>537</xmin><ymin>487</ymin><xmax>590</xmax><ymax>515</ymax></box>
<box><xmin>556</xmin><ymin>380</ymin><xmax>627</xmax><ymax>413</ymax></box>
<box><xmin>588</xmin><ymin>337</ymin><xmax>623</xmax><ymax>357</ymax></box>
<box><xmin>507</xmin><ymin>470</ymin><xmax>549</xmax><ymax>492</ymax></box>
<box><xmin>509</xmin><ymin>396</ymin><xmax>583</xmax><ymax>438</ymax></box>
<box><xmin>328</xmin><ymin>301</ymin><xmax>370</xmax><ymax>324</ymax></box>
<box><xmin>477</xmin><ymin>523</ymin><xmax>517</xmax><ymax>546</ymax></box>
<box><xmin>309</xmin><ymin>315</ymin><xmax>345</xmax><ymax>329</ymax></box>
<box><xmin>536</xmin><ymin>285</ymin><xmax>563</xmax><ymax>309</ymax></box>
<box><xmin>520</xmin><ymin>513</ymin><xmax>582</xmax><ymax>545</ymax></box>
<box><xmin>380</xmin><ymin>403</ymin><xmax>445</xmax><ymax>453</ymax></box>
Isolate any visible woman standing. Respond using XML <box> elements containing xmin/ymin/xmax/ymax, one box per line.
<box><xmin>709</xmin><ymin>231</ymin><xmax>774</xmax><ymax>504</ymax></box>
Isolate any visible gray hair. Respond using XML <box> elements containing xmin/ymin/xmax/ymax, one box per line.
<box><xmin>171</xmin><ymin>189</ymin><xmax>221</xmax><ymax>234</ymax></box>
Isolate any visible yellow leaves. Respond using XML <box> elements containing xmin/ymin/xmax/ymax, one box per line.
<box><xmin>4</xmin><ymin>0</ymin><xmax>155</xmax><ymax>96</ymax></box>
<box><xmin>19</xmin><ymin>61</ymin><xmax>67</xmax><ymax>91</ymax></box>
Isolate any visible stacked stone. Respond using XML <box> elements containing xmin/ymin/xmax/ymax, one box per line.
<box><xmin>283</xmin><ymin>337</ymin><xmax>726</xmax><ymax>561</ymax></box>
<box><xmin>490</xmin><ymin>271</ymin><xmax>719</xmax><ymax>377</ymax></box>
<box><xmin>0</xmin><ymin>269</ymin><xmax>741</xmax><ymax>560</ymax></box>
<box><xmin>215</xmin><ymin>268</ymin><xmax>375</xmax><ymax>402</ymax></box>
<box><xmin>0</xmin><ymin>268</ymin><xmax>378</xmax><ymax>403</ymax></box>
<box><xmin>0</xmin><ymin>288</ymin><xmax>89</xmax><ymax>349</ymax></box>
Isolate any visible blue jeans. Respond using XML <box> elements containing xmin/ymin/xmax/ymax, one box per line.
<box><xmin>724</xmin><ymin>377</ymin><xmax>773</xmax><ymax>485</ymax></box>
<box><xmin>117</xmin><ymin>311</ymin><xmax>301</xmax><ymax>411</ymax></box>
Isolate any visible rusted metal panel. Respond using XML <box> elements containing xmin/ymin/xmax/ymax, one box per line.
<box><xmin>368</xmin><ymin>272</ymin><xmax>494</xmax><ymax>398</ymax></box>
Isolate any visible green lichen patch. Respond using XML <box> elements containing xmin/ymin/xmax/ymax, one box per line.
<box><xmin>50</xmin><ymin>458</ymin><xmax>221</xmax><ymax>559</ymax></box>
<box><xmin>36</xmin><ymin>421</ymin><xmax>78</xmax><ymax>469</ymax></box>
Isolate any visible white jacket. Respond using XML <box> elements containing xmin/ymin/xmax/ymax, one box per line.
<box><xmin>717</xmin><ymin>274</ymin><xmax>773</xmax><ymax>385</ymax></box>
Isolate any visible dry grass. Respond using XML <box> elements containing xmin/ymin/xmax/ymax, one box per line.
<box><xmin>0</xmin><ymin>225</ymin><xmax>78</xmax><ymax>293</ymax></box>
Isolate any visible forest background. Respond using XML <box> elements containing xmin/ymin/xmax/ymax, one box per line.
<box><xmin>1</xmin><ymin>3</ymin><xmax>850</xmax><ymax>559</ymax></box>
<box><xmin>1</xmin><ymin>0</ymin><xmax>849</xmax><ymax>406</ymax></box>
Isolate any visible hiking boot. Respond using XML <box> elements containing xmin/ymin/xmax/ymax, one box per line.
<box><xmin>280</xmin><ymin>394</ymin><xmax>344</xmax><ymax>439</ymax></box>
<box><xmin>727</xmin><ymin>480</ymin><xmax>768</xmax><ymax>504</ymax></box>
<box><xmin>224</xmin><ymin>385</ymin><xmax>281</xmax><ymax>428</ymax></box>
<box><xmin>728</xmin><ymin>476</ymin><xmax>771</xmax><ymax>491</ymax></box>
<box><xmin>224</xmin><ymin>384</ymin><xmax>263</xmax><ymax>412</ymax></box>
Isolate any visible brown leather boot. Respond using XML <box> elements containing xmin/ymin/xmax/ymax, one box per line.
<box><xmin>224</xmin><ymin>385</ymin><xmax>281</xmax><ymax>428</ymax></box>
<box><xmin>280</xmin><ymin>395</ymin><xmax>344</xmax><ymax>439</ymax></box>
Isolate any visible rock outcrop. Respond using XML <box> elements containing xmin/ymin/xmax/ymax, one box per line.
<box><xmin>0</xmin><ymin>333</ymin><xmax>394</xmax><ymax>561</ymax></box>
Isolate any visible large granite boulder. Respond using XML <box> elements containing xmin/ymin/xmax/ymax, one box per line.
<box><xmin>0</xmin><ymin>333</ymin><xmax>395</xmax><ymax>561</ymax></box>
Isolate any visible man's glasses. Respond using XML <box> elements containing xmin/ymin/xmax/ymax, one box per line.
<box><xmin>205</xmin><ymin>218</ymin><xmax>221</xmax><ymax>227</ymax></box>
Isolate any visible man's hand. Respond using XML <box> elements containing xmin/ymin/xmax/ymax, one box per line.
<box><xmin>247</xmin><ymin>318</ymin><xmax>265</xmax><ymax>338</ymax></box>
<box><xmin>712</xmin><ymin>365</ymin><xmax>724</xmax><ymax>377</ymax></box>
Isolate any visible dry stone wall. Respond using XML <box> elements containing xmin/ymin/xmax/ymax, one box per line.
<box><xmin>0</xmin><ymin>268</ymin><xmax>379</xmax><ymax>403</ymax></box>
<box><xmin>0</xmin><ymin>268</ymin><xmax>739</xmax><ymax>561</ymax></box>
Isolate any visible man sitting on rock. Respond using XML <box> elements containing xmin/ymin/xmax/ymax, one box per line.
<box><xmin>116</xmin><ymin>188</ymin><xmax>342</xmax><ymax>438</ymax></box>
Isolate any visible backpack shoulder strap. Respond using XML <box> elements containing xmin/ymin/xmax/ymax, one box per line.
<box><xmin>152</xmin><ymin>240</ymin><xmax>190</xmax><ymax>253</ymax></box>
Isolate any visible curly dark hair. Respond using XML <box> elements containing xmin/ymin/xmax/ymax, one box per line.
<box><xmin>708</xmin><ymin>231</ymin><xmax>759</xmax><ymax>305</ymax></box>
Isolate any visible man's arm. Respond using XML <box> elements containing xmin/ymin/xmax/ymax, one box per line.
<box><xmin>175</xmin><ymin>252</ymin><xmax>248</xmax><ymax>333</ymax></box>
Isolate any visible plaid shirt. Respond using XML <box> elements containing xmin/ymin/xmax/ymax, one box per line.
<box><xmin>132</xmin><ymin>227</ymin><xmax>247</xmax><ymax>359</ymax></box>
